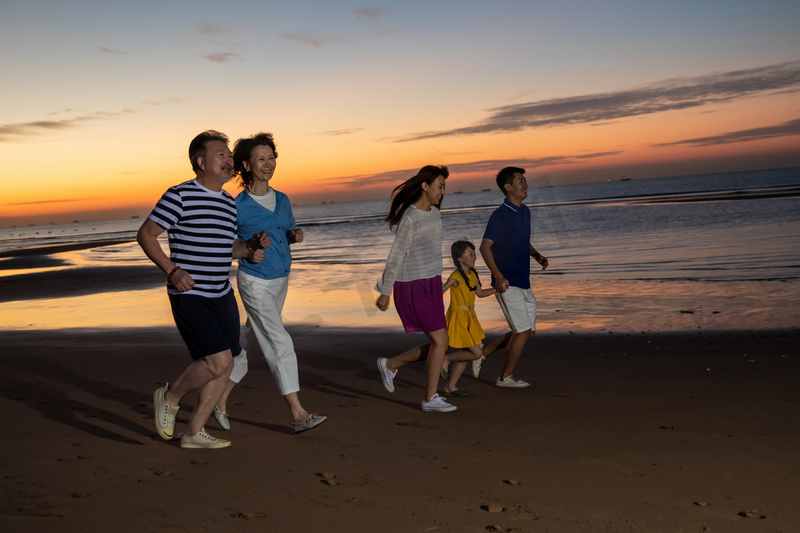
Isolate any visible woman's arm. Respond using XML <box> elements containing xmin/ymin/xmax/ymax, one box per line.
<box><xmin>375</xmin><ymin>215</ymin><xmax>414</xmax><ymax>296</ymax></box>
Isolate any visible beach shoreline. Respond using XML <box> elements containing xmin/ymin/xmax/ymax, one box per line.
<box><xmin>1</xmin><ymin>326</ymin><xmax>798</xmax><ymax>532</ymax></box>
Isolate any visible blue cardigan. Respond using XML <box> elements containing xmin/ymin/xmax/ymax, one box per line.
<box><xmin>236</xmin><ymin>189</ymin><xmax>296</xmax><ymax>280</ymax></box>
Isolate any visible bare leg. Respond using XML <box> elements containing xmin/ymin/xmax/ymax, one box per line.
<box><xmin>483</xmin><ymin>330</ymin><xmax>512</xmax><ymax>357</ymax></box>
<box><xmin>423</xmin><ymin>328</ymin><xmax>449</xmax><ymax>402</ymax></box>
<box><xmin>446</xmin><ymin>344</ymin><xmax>484</xmax><ymax>363</ymax></box>
<box><xmin>284</xmin><ymin>392</ymin><xmax>312</xmax><ymax>424</ymax></box>
<box><xmin>384</xmin><ymin>343</ymin><xmax>431</xmax><ymax>372</ymax></box>
<box><xmin>500</xmin><ymin>330</ymin><xmax>534</xmax><ymax>379</ymax></box>
<box><xmin>445</xmin><ymin>361</ymin><xmax>467</xmax><ymax>392</ymax></box>
<box><xmin>216</xmin><ymin>379</ymin><xmax>237</xmax><ymax>413</ymax></box>
<box><xmin>445</xmin><ymin>345</ymin><xmax>482</xmax><ymax>392</ymax></box>
<box><xmin>165</xmin><ymin>350</ymin><xmax>234</xmax><ymax>436</ymax></box>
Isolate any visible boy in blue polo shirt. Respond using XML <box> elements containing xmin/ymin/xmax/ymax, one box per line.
<box><xmin>480</xmin><ymin>166</ymin><xmax>549</xmax><ymax>388</ymax></box>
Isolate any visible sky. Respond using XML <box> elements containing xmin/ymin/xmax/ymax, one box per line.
<box><xmin>1</xmin><ymin>0</ymin><xmax>799</xmax><ymax>227</ymax></box>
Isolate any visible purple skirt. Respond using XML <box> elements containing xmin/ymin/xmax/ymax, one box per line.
<box><xmin>393</xmin><ymin>276</ymin><xmax>446</xmax><ymax>333</ymax></box>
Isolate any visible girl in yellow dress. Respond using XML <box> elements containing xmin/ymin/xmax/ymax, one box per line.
<box><xmin>441</xmin><ymin>241</ymin><xmax>511</xmax><ymax>395</ymax></box>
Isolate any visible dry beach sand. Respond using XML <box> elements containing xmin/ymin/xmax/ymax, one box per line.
<box><xmin>1</xmin><ymin>325</ymin><xmax>798</xmax><ymax>532</ymax></box>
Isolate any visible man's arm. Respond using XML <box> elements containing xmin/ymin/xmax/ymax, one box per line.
<box><xmin>137</xmin><ymin>219</ymin><xmax>194</xmax><ymax>292</ymax></box>
<box><xmin>529</xmin><ymin>243</ymin><xmax>549</xmax><ymax>270</ymax></box>
<box><xmin>479</xmin><ymin>238</ymin><xmax>509</xmax><ymax>293</ymax></box>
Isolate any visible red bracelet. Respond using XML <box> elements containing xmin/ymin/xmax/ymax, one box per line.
<box><xmin>167</xmin><ymin>266</ymin><xmax>181</xmax><ymax>284</ymax></box>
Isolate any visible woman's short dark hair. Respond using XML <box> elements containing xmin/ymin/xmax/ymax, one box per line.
<box><xmin>232</xmin><ymin>132</ymin><xmax>278</xmax><ymax>189</ymax></box>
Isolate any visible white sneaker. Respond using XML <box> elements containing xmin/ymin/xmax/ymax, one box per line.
<box><xmin>213</xmin><ymin>405</ymin><xmax>230</xmax><ymax>430</ymax></box>
<box><xmin>180</xmin><ymin>427</ymin><xmax>231</xmax><ymax>449</ymax></box>
<box><xmin>421</xmin><ymin>393</ymin><xmax>457</xmax><ymax>412</ymax></box>
<box><xmin>377</xmin><ymin>357</ymin><xmax>397</xmax><ymax>393</ymax></box>
<box><xmin>495</xmin><ymin>375</ymin><xmax>530</xmax><ymax>388</ymax></box>
<box><xmin>154</xmin><ymin>384</ymin><xmax>180</xmax><ymax>440</ymax></box>
<box><xmin>471</xmin><ymin>356</ymin><xmax>486</xmax><ymax>378</ymax></box>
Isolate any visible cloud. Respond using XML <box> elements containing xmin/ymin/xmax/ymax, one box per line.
<box><xmin>0</xmin><ymin>110</ymin><xmax>134</xmax><ymax>142</ymax></box>
<box><xmin>280</xmin><ymin>33</ymin><xmax>351</xmax><ymax>48</ymax></box>
<box><xmin>197</xmin><ymin>24</ymin><xmax>229</xmax><ymax>37</ymax></box>
<box><xmin>5</xmin><ymin>198</ymin><xmax>83</xmax><ymax>206</ymax></box>
<box><xmin>98</xmin><ymin>47</ymin><xmax>124</xmax><ymax>54</ymax></box>
<box><xmin>657</xmin><ymin>118</ymin><xmax>800</xmax><ymax>147</ymax></box>
<box><xmin>317</xmin><ymin>128</ymin><xmax>365</xmax><ymax>136</ymax></box>
<box><xmin>142</xmin><ymin>97</ymin><xmax>182</xmax><ymax>106</ymax></box>
<box><xmin>353</xmin><ymin>9</ymin><xmax>381</xmax><ymax>23</ymax></box>
<box><xmin>396</xmin><ymin>61</ymin><xmax>800</xmax><ymax>142</ymax></box>
<box><xmin>321</xmin><ymin>151</ymin><xmax>621</xmax><ymax>188</ymax></box>
<box><xmin>202</xmin><ymin>52</ymin><xmax>241</xmax><ymax>63</ymax></box>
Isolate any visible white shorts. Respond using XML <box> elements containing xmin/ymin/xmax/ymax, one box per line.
<box><xmin>495</xmin><ymin>286</ymin><xmax>536</xmax><ymax>333</ymax></box>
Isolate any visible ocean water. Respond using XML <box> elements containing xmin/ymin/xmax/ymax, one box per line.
<box><xmin>292</xmin><ymin>166</ymin><xmax>800</xmax><ymax>283</ymax></box>
<box><xmin>1</xmin><ymin>167</ymin><xmax>799</xmax><ymax>332</ymax></box>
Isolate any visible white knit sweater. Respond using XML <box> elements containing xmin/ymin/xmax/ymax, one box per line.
<box><xmin>375</xmin><ymin>205</ymin><xmax>443</xmax><ymax>295</ymax></box>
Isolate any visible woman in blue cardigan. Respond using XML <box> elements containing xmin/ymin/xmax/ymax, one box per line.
<box><xmin>215</xmin><ymin>132</ymin><xmax>327</xmax><ymax>434</ymax></box>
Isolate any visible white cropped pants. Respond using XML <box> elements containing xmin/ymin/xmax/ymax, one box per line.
<box><xmin>233</xmin><ymin>270</ymin><xmax>299</xmax><ymax>396</ymax></box>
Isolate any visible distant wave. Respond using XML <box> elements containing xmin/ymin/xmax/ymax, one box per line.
<box><xmin>525</xmin><ymin>184</ymin><xmax>800</xmax><ymax>210</ymax></box>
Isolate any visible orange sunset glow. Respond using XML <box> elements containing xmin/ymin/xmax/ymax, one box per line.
<box><xmin>2</xmin><ymin>2</ymin><xmax>799</xmax><ymax>227</ymax></box>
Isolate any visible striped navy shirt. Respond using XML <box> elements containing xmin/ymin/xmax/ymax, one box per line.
<box><xmin>147</xmin><ymin>179</ymin><xmax>237</xmax><ymax>298</ymax></box>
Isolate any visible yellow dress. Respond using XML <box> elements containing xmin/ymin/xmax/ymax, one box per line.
<box><xmin>445</xmin><ymin>269</ymin><xmax>485</xmax><ymax>348</ymax></box>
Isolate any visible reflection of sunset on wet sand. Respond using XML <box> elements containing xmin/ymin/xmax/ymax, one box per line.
<box><xmin>4</xmin><ymin>275</ymin><xmax>797</xmax><ymax>333</ymax></box>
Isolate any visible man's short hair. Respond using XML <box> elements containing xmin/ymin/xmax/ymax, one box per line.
<box><xmin>496</xmin><ymin>166</ymin><xmax>525</xmax><ymax>194</ymax></box>
<box><xmin>189</xmin><ymin>130</ymin><xmax>229</xmax><ymax>172</ymax></box>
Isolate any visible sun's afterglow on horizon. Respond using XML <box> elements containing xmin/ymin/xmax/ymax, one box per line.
<box><xmin>1</xmin><ymin>1</ymin><xmax>799</xmax><ymax>227</ymax></box>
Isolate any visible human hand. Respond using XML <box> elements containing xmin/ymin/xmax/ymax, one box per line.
<box><xmin>246</xmin><ymin>232</ymin><xmax>271</xmax><ymax>253</ymax></box>
<box><xmin>376</xmin><ymin>294</ymin><xmax>390</xmax><ymax>311</ymax></box>
<box><xmin>249</xmin><ymin>248</ymin><xmax>265</xmax><ymax>263</ymax></box>
<box><xmin>535</xmin><ymin>253</ymin><xmax>549</xmax><ymax>270</ymax></box>
<box><xmin>256</xmin><ymin>231</ymin><xmax>271</xmax><ymax>249</ymax></box>
<box><xmin>170</xmin><ymin>269</ymin><xmax>195</xmax><ymax>292</ymax></box>
<box><xmin>493</xmin><ymin>275</ymin><xmax>509</xmax><ymax>294</ymax></box>
<box><xmin>288</xmin><ymin>228</ymin><xmax>304</xmax><ymax>243</ymax></box>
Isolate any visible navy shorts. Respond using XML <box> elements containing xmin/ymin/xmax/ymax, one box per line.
<box><xmin>168</xmin><ymin>290</ymin><xmax>242</xmax><ymax>360</ymax></box>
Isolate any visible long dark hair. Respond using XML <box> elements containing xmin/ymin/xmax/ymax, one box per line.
<box><xmin>232</xmin><ymin>132</ymin><xmax>278</xmax><ymax>190</ymax></box>
<box><xmin>451</xmin><ymin>240</ymin><xmax>479</xmax><ymax>291</ymax></box>
<box><xmin>385</xmin><ymin>165</ymin><xmax>449</xmax><ymax>229</ymax></box>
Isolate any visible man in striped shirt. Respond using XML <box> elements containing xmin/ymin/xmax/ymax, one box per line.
<box><xmin>137</xmin><ymin>130</ymin><xmax>269</xmax><ymax>449</ymax></box>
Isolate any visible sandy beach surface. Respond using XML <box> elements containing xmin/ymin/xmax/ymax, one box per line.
<box><xmin>1</xmin><ymin>326</ymin><xmax>798</xmax><ymax>532</ymax></box>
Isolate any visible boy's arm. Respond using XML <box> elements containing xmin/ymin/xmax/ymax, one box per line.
<box><xmin>479</xmin><ymin>238</ymin><xmax>509</xmax><ymax>293</ymax></box>
<box><xmin>529</xmin><ymin>243</ymin><xmax>549</xmax><ymax>270</ymax></box>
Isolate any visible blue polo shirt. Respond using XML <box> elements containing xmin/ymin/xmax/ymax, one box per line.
<box><xmin>235</xmin><ymin>189</ymin><xmax>296</xmax><ymax>280</ymax></box>
<box><xmin>482</xmin><ymin>198</ymin><xmax>532</xmax><ymax>289</ymax></box>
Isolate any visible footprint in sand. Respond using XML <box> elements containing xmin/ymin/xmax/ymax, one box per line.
<box><xmin>231</xmin><ymin>511</ymin><xmax>267</xmax><ymax>520</ymax></box>
<box><xmin>317</xmin><ymin>472</ymin><xmax>338</xmax><ymax>485</ymax></box>
<box><xmin>481</xmin><ymin>504</ymin><xmax>504</xmax><ymax>513</ymax></box>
